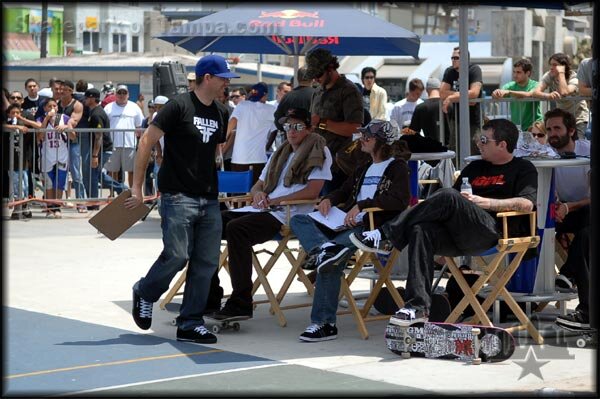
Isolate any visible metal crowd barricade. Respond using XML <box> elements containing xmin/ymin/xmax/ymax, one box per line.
<box><xmin>3</xmin><ymin>126</ymin><xmax>157</xmax><ymax>216</ymax></box>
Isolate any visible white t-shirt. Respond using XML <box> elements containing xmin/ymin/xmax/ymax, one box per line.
<box><xmin>104</xmin><ymin>101</ymin><xmax>144</xmax><ymax>148</ymax></box>
<box><xmin>39</xmin><ymin>114</ymin><xmax>70</xmax><ymax>172</ymax></box>
<box><xmin>230</xmin><ymin>101</ymin><xmax>276</xmax><ymax>164</ymax></box>
<box><xmin>357</xmin><ymin>158</ymin><xmax>394</xmax><ymax>201</ymax></box>
<box><xmin>555</xmin><ymin>140</ymin><xmax>591</xmax><ymax>202</ymax></box>
<box><xmin>390</xmin><ymin>98</ymin><xmax>423</xmax><ymax>127</ymax></box>
<box><xmin>259</xmin><ymin>146</ymin><xmax>333</xmax><ymax>224</ymax></box>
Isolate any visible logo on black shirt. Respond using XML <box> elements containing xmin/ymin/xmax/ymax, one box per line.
<box><xmin>193</xmin><ymin>117</ymin><xmax>218</xmax><ymax>143</ymax></box>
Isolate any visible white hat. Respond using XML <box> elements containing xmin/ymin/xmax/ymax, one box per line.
<box><xmin>154</xmin><ymin>95</ymin><xmax>169</xmax><ymax>105</ymax></box>
<box><xmin>38</xmin><ymin>88</ymin><xmax>53</xmax><ymax>98</ymax></box>
<box><xmin>87</xmin><ymin>83</ymin><xmax>94</xmax><ymax>90</ymax></box>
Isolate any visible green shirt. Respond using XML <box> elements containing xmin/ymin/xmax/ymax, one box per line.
<box><xmin>501</xmin><ymin>79</ymin><xmax>542</xmax><ymax>131</ymax></box>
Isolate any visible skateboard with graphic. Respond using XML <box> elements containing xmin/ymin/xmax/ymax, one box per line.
<box><xmin>204</xmin><ymin>315</ymin><xmax>250</xmax><ymax>334</ymax></box>
<box><xmin>385</xmin><ymin>321</ymin><xmax>515</xmax><ymax>364</ymax></box>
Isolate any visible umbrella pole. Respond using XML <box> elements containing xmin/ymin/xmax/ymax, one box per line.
<box><xmin>293</xmin><ymin>55</ymin><xmax>299</xmax><ymax>88</ymax></box>
<box><xmin>258</xmin><ymin>54</ymin><xmax>263</xmax><ymax>82</ymax></box>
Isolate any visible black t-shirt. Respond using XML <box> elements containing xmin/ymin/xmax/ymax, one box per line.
<box><xmin>88</xmin><ymin>105</ymin><xmax>112</xmax><ymax>153</ymax></box>
<box><xmin>409</xmin><ymin>98</ymin><xmax>449</xmax><ymax>144</ymax></box>
<box><xmin>22</xmin><ymin>96</ymin><xmax>42</xmax><ymax>117</ymax></box>
<box><xmin>442</xmin><ymin>64</ymin><xmax>483</xmax><ymax>125</ymax></box>
<box><xmin>151</xmin><ymin>91</ymin><xmax>228</xmax><ymax>198</ymax></box>
<box><xmin>453</xmin><ymin>157</ymin><xmax>537</xmax><ymax>236</ymax></box>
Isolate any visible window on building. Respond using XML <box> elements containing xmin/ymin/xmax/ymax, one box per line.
<box><xmin>112</xmin><ymin>33</ymin><xmax>127</xmax><ymax>52</ymax></box>
<box><xmin>132</xmin><ymin>36</ymin><xmax>139</xmax><ymax>53</ymax></box>
<box><xmin>83</xmin><ymin>31</ymin><xmax>100</xmax><ymax>52</ymax></box>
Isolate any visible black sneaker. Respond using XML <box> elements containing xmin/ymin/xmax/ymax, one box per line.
<box><xmin>212</xmin><ymin>300</ymin><xmax>253</xmax><ymax>320</ymax></box>
<box><xmin>555</xmin><ymin>274</ymin><xmax>577</xmax><ymax>293</ymax></box>
<box><xmin>315</xmin><ymin>244</ymin><xmax>351</xmax><ymax>273</ymax></box>
<box><xmin>177</xmin><ymin>325</ymin><xmax>217</xmax><ymax>344</ymax></box>
<box><xmin>349</xmin><ymin>231</ymin><xmax>393</xmax><ymax>255</ymax></box>
<box><xmin>299</xmin><ymin>323</ymin><xmax>338</xmax><ymax>342</ymax></box>
<box><xmin>556</xmin><ymin>310</ymin><xmax>590</xmax><ymax>330</ymax></box>
<box><xmin>132</xmin><ymin>284</ymin><xmax>153</xmax><ymax>330</ymax></box>
<box><xmin>389</xmin><ymin>307</ymin><xmax>429</xmax><ymax>326</ymax></box>
<box><xmin>301</xmin><ymin>246</ymin><xmax>324</xmax><ymax>271</ymax></box>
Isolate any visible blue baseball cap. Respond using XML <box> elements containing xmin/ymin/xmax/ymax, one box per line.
<box><xmin>248</xmin><ymin>82</ymin><xmax>268</xmax><ymax>102</ymax></box>
<box><xmin>195</xmin><ymin>55</ymin><xmax>240</xmax><ymax>79</ymax></box>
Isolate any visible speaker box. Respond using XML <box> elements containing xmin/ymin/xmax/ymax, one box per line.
<box><xmin>152</xmin><ymin>61</ymin><xmax>189</xmax><ymax>99</ymax></box>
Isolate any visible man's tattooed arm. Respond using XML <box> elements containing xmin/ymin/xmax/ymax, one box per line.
<box><xmin>487</xmin><ymin>197</ymin><xmax>534</xmax><ymax>212</ymax></box>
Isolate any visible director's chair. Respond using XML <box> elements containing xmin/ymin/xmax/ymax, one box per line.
<box><xmin>444</xmin><ymin>211</ymin><xmax>544</xmax><ymax>344</ymax></box>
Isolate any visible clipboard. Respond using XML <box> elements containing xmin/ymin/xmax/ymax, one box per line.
<box><xmin>89</xmin><ymin>190</ymin><xmax>151</xmax><ymax>240</ymax></box>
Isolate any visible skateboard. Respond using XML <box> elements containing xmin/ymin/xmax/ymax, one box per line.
<box><xmin>374</xmin><ymin>287</ymin><xmax>452</xmax><ymax>322</ymax></box>
<box><xmin>385</xmin><ymin>321</ymin><xmax>515</xmax><ymax>364</ymax></box>
<box><xmin>556</xmin><ymin>324</ymin><xmax>597</xmax><ymax>348</ymax></box>
<box><xmin>204</xmin><ymin>315</ymin><xmax>250</xmax><ymax>334</ymax></box>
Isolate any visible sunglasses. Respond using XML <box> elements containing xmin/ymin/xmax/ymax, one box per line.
<box><xmin>478</xmin><ymin>135</ymin><xmax>498</xmax><ymax>145</ymax></box>
<box><xmin>116</xmin><ymin>91</ymin><xmax>128</xmax><ymax>94</ymax></box>
<box><xmin>283</xmin><ymin>123</ymin><xmax>307</xmax><ymax>132</ymax></box>
<box><xmin>451</xmin><ymin>56</ymin><xmax>460</xmax><ymax>60</ymax></box>
<box><xmin>10</xmin><ymin>96</ymin><xmax>23</xmax><ymax>100</ymax></box>
<box><xmin>230</xmin><ymin>95</ymin><xmax>241</xmax><ymax>99</ymax></box>
<box><xmin>363</xmin><ymin>75</ymin><xmax>375</xmax><ymax>80</ymax></box>
<box><xmin>532</xmin><ymin>133</ymin><xmax>546</xmax><ymax>138</ymax></box>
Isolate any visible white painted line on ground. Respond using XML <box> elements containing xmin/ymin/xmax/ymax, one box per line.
<box><xmin>62</xmin><ymin>363</ymin><xmax>285</xmax><ymax>396</ymax></box>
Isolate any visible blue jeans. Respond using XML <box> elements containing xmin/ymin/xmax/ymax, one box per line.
<box><xmin>99</xmin><ymin>151</ymin><xmax>127</xmax><ymax>194</ymax></box>
<box><xmin>69</xmin><ymin>141</ymin><xmax>86</xmax><ymax>199</ymax></box>
<box><xmin>290</xmin><ymin>214</ymin><xmax>362</xmax><ymax>324</ymax></box>
<box><xmin>135</xmin><ymin>194</ymin><xmax>222</xmax><ymax>330</ymax></box>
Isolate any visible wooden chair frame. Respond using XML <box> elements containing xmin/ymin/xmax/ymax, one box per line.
<box><xmin>336</xmin><ymin>207</ymin><xmax>405</xmax><ymax>339</ymax></box>
<box><xmin>444</xmin><ymin>211</ymin><xmax>544</xmax><ymax>344</ymax></box>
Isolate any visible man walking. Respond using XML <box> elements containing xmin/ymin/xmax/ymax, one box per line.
<box><xmin>125</xmin><ymin>54</ymin><xmax>239</xmax><ymax>344</ymax></box>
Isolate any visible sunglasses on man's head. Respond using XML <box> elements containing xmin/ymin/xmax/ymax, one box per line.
<box><xmin>283</xmin><ymin>123</ymin><xmax>306</xmax><ymax>132</ymax></box>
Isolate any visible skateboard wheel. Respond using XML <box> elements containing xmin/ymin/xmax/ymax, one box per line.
<box><xmin>576</xmin><ymin>338</ymin><xmax>586</xmax><ymax>348</ymax></box>
<box><xmin>212</xmin><ymin>325</ymin><xmax>221</xmax><ymax>334</ymax></box>
<box><xmin>401</xmin><ymin>352</ymin><xmax>410</xmax><ymax>359</ymax></box>
<box><xmin>171</xmin><ymin>319</ymin><xmax>177</xmax><ymax>326</ymax></box>
<box><xmin>472</xmin><ymin>358</ymin><xmax>481</xmax><ymax>365</ymax></box>
<box><xmin>233</xmin><ymin>322</ymin><xmax>241</xmax><ymax>331</ymax></box>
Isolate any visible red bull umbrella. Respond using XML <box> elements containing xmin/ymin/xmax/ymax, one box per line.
<box><xmin>155</xmin><ymin>4</ymin><xmax>420</xmax><ymax>58</ymax></box>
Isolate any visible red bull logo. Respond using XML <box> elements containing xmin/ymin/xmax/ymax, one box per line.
<box><xmin>250</xmin><ymin>9</ymin><xmax>325</xmax><ymax>29</ymax></box>
<box><xmin>270</xmin><ymin>36</ymin><xmax>339</xmax><ymax>45</ymax></box>
<box><xmin>259</xmin><ymin>10</ymin><xmax>319</xmax><ymax>19</ymax></box>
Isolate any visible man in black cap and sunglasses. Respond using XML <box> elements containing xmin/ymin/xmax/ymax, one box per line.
<box><xmin>305</xmin><ymin>48</ymin><xmax>364</xmax><ymax>193</ymax></box>
<box><xmin>351</xmin><ymin>118</ymin><xmax>537</xmax><ymax>326</ymax></box>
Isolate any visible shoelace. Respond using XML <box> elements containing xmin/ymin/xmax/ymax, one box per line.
<box><xmin>304</xmin><ymin>323</ymin><xmax>322</xmax><ymax>333</ymax></box>
<box><xmin>139</xmin><ymin>299</ymin><xmax>153</xmax><ymax>318</ymax></box>
<box><xmin>361</xmin><ymin>229</ymin><xmax>382</xmax><ymax>249</ymax></box>
<box><xmin>194</xmin><ymin>325</ymin><xmax>211</xmax><ymax>335</ymax></box>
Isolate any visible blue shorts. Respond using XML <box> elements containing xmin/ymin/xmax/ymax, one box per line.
<box><xmin>45</xmin><ymin>168</ymin><xmax>68</xmax><ymax>191</ymax></box>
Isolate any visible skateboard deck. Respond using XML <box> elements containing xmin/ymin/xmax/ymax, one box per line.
<box><xmin>204</xmin><ymin>315</ymin><xmax>250</xmax><ymax>334</ymax></box>
<box><xmin>385</xmin><ymin>321</ymin><xmax>515</xmax><ymax>363</ymax></box>
<box><xmin>374</xmin><ymin>287</ymin><xmax>451</xmax><ymax>322</ymax></box>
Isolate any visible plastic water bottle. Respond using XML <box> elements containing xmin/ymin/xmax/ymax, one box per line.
<box><xmin>460</xmin><ymin>177</ymin><xmax>472</xmax><ymax>195</ymax></box>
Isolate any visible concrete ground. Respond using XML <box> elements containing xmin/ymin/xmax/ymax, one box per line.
<box><xmin>3</xmin><ymin>206</ymin><xmax>597</xmax><ymax>396</ymax></box>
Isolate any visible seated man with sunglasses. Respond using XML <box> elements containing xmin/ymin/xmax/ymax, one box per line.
<box><xmin>290</xmin><ymin>119</ymin><xmax>410</xmax><ymax>342</ymax></box>
<box><xmin>350</xmin><ymin>118</ymin><xmax>537</xmax><ymax>325</ymax></box>
<box><xmin>208</xmin><ymin>108</ymin><xmax>333</xmax><ymax>320</ymax></box>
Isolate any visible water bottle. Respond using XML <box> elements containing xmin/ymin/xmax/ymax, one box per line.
<box><xmin>460</xmin><ymin>177</ymin><xmax>472</xmax><ymax>195</ymax></box>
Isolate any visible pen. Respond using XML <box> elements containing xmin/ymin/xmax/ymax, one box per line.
<box><xmin>258</xmin><ymin>199</ymin><xmax>265</xmax><ymax>206</ymax></box>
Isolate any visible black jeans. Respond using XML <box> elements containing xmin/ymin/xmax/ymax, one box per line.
<box><xmin>381</xmin><ymin>188</ymin><xmax>500</xmax><ymax>312</ymax></box>
<box><xmin>208</xmin><ymin>210</ymin><xmax>283</xmax><ymax>308</ymax></box>
<box><xmin>555</xmin><ymin>206</ymin><xmax>590</xmax><ymax>279</ymax></box>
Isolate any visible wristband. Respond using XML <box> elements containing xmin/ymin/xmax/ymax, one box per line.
<box><xmin>318</xmin><ymin>121</ymin><xmax>327</xmax><ymax>130</ymax></box>
<box><xmin>562</xmin><ymin>202</ymin><xmax>569</xmax><ymax>215</ymax></box>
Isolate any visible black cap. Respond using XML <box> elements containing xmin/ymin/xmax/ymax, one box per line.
<box><xmin>62</xmin><ymin>80</ymin><xmax>75</xmax><ymax>90</ymax></box>
<box><xmin>84</xmin><ymin>88</ymin><xmax>101</xmax><ymax>99</ymax></box>
<box><xmin>304</xmin><ymin>48</ymin><xmax>338</xmax><ymax>79</ymax></box>
<box><xmin>278</xmin><ymin>108</ymin><xmax>311</xmax><ymax>127</ymax></box>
